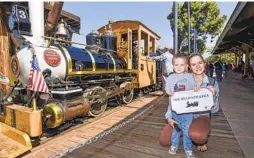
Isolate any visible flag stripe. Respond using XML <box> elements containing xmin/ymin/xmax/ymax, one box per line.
<box><xmin>29</xmin><ymin>55</ymin><xmax>49</xmax><ymax>93</ymax></box>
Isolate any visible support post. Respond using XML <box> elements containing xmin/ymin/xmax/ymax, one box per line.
<box><xmin>188</xmin><ymin>2</ymin><xmax>191</xmax><ymax>54</ymax></box>
<box><xmin>173</xmin><ymin>2</ymin><xmax>178</xmax><ymax>54</ymax></box>
<box><xmin>244</xmin><ymin>46</ymin><xmax>250</xmax><ymax>76</ymax></box>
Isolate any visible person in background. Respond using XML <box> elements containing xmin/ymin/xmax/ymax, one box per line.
<box><xmin>150</xmin><ymin>48</ymin><xmax>161</xmax><ymax>57</ymax></box>
<box><xmin>223</xmin><ymin>62</ymin><xmax>229</xmax><ymax>78</ymax></box>
<box><xmin>208</xmin><ymin>62</ymin><xmax>214</xmax><ymax>78</ymax></box>
<box><xmin>148</xmin><ymin>47</ymin><xmax>174</xmax><ymax>89</ymax></box>
<box><xmin>148</xmin><ymin>47</ymin><xmax>174</xmax><ymax>78</ymax></box>
<box><xmin>214</xmin><ymin>60</ymin><xmax>223</xmax><ymax>82</ymax></box>
<box><xmin>238</xmin><ymin>59</ymin><xmax>245</xmax><ymax>77</ymax></box>
<box><xmin>227</xmin><ymin>63</ymin><xmax>233</xmax><ymax>80</ymax></box>
<box><xmin>250</xmin><ymin>56</ymin><xmax>254</xmax><ymax>80</ymax></box>
<box><xmin>205</xmin><ymin>63</ymin><xmax>209</xmax><ymax>76</ymax></box>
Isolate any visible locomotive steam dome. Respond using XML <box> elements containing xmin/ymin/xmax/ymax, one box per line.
<box><xmin>101</xmin><ymin>30</ymin><xmax>117</xmax><ymax>52</ymax></box>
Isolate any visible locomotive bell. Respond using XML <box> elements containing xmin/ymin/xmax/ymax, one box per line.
<box><xmin>56</xmin><ymin>19</ymin><xmax>68</xmax><ymax>38</ymax></box>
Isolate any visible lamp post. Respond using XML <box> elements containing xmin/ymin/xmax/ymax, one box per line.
<box><xmin>188</xmin><ymin>2</ymin><xmax>191</xmax><ymax>54</ymax></box>
<box><xmin>173</xmin><ymin>2</ymin><xmax>178</xmax><ymax>55</ymax></box>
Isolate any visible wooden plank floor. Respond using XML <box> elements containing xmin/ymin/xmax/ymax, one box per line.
<box><xmin>64</xmin><ymin>96</ymin><xmax>245</xmax><ymax>158</ymax></box>
<box><xmin>22</xmin><ymin>93</ymin><xmax>160</xmax><ymax>158</ymax></box>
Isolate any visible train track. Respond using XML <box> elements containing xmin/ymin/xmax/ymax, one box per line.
<box><xmin>22</xmin><ymin>91</ymin><xmax>163</xmax><ymax>158</ymax></box>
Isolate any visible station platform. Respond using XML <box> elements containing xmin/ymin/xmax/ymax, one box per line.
<box><xmin>23</xmin><ymin>73</ymin><xmax>254</xmax><ymax>158</ymax></box>
<box><xmin>62</xmin><ymin>74</ymin><xmax>250</xmax><ymax>158</ymax></box>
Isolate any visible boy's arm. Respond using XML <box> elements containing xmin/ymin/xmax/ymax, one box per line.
<box><xmin>165</xmin><ymin>105</ymin><xmax>172</xmax><ymax>119</ymax></box>
<box><xmin>165</xmin><ymin>105</ymin><xmax>178</xmax><ymax>128</ymax></box>
<box><xmin>164</xmin><ymin>75</ymin><xmax>174</xmax><ymax>94</ymax></box>
<box><xmin>167</xmin><ymin>91</ymin><xmax>174</xmax><ymax>96</ymax></box>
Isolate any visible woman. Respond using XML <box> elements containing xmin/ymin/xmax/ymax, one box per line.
<box><xmin>159</xmin><ymin>54</ymin><xmax>220</xmax><ymax>152</ymax></box>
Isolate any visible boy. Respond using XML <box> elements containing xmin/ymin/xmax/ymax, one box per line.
<box><xmin>165</xmin><ymin>54</ymin><xmax>196</xmax><ymax>158</ymax></box>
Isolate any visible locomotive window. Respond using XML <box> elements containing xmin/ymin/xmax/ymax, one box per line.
<box><xmin>141</xmin><ymin>31</ymin><xmax>148</xmax><ymax>56</ymax></box>
<box><xmin>121</xmin><ymin>34</ymin><xmax>128</xmax><ymax>41</ymax></box>
<box><xmin>140</xmin><ymin>40</ymin><xmax>145</xmax><ymax>56</ymax></box>
<box><xmin>150</xmin><ymin>36</ymin><xmax>156</xmax><ymax>53</ymax></box>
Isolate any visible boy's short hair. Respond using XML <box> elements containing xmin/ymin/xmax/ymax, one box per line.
<box><xmin>172</xmin><ymin>53</ymin><xmax>188</xmax><ymax>64</ymax></box>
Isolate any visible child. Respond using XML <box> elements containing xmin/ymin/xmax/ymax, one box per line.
<box><xmin>165</xmin><ymin>54</ymin><xmax>196</xmax><ymax>158</ymax></box>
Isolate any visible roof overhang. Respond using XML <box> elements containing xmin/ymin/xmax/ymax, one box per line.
<box><xmin>212</xmin><ymin>2</ymin><xmax>254</xmax><ymax>55</ymax></box>
<box><xmin>98</xmin><ymin>20</ymin><xmax>161</xmax><ymax>40</ymax></box>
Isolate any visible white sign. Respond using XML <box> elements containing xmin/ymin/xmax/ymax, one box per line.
<box><xmin>171</xmin><ymin>88</ymin><xmax>214</xmax><ymax>114</ymax></box>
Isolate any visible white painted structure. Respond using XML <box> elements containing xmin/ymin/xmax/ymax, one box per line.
<box><xmin>28</xmin><ymin>1</ymin><xmax>44</xmax><ymax>45</ymax></box>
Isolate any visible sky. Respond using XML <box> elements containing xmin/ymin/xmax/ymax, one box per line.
<box><xmin>63</xmin><ymin>2</ymin><xmax>237</xmax><ymax>51</ymax></box>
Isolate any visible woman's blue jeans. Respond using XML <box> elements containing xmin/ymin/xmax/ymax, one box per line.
<box><xmin>171</xmin><ymin>111</ymin><xmax>193</xmax><ymax>151</ymax></box>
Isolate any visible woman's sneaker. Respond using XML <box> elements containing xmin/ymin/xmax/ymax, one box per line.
<box><xmin>168</xmin><ymin>146</ymin><xmax>177</xmax><ymax>155</ymax></box>
<box><xmin>185</xmin><ymin>151</ymin><xmax>195</xmax><ymax>158</ymax></box>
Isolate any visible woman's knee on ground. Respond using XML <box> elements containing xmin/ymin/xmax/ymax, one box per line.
<box><xmin>189</xmin><ymin>129</ymin><xmax>208</xmax><ymax>144</ymax></box>
<box><xmin>189</xmin><ymin>116</ymin><xmax>210</xmax><ymax>144</ymax></box>
<box><xmin>159</xmin><ymin>124</ymin><xmax>173</xmax><ymax>146</ymax></box>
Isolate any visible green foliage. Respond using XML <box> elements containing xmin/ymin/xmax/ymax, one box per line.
<box><xmin>206</xmin><ymin>53</ymin><xmax>236</xmax><ymax>64</ymax></box>
<box><xmin>167</xmin><ymin>2</ymin><xmax>227</xmax><ymax>54</ymax></box>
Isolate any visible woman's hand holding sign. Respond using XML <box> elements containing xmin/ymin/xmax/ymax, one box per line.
<box><xmin>206</xmin><ymin>85</ymin><xmax>216</xmax><ymax>96</ymax></box>
<box><xmin>193</xmin><ymin>85</ymin><xmax>216</xmax><ymax>96</ymax></box>
<box><xmin>193</xmin><ymin>86</ymin><xmax>200</xmax><ymax>92</ymax></box>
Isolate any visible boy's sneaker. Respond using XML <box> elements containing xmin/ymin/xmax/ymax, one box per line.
<box><xmin>168</xmin><ymin>146</ymin><xmax>177</xmax><ymax>155</ymax></box>
<box><xmin>185</xmin><ymin>151</ymin><xmax>195</xmax><ymax>158</ymax></box>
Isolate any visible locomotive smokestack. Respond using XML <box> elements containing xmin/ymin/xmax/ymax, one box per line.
<box><xmin>28</xmin><ymin>1</ymin><xmax>44</xmax><ymax>45</ymax></box>
<box><xmin>45</xmin><ymin>2</ymin><xmax>64</xmax><ymax>35</ymax></box>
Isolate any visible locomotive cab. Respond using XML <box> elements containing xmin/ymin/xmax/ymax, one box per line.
<box><xmin>98</xmin><ymin>20</ymin><xmax>161</xmax><ymax>89</ymax></box>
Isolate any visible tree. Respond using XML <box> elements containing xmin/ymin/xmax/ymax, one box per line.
<box><xmin>206</xmin><ymin>53</ymin><xmax>235</xmax><ymax>64</ymax></box>
<box><xmin>167</xmin><ymin>2</ymin><xmax>227</xmax><ymax>54</ymax></box>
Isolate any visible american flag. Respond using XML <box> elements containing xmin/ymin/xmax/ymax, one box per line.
<box><xmin>29</xmin><ymin>55</ymin><xmax>49</xmax><ymax>93</ymax></box>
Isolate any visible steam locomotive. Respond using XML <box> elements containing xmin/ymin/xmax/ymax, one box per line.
<box><xmin>0</xmin><ymin>3</ymin><xmax>164</xmax><ymax>157</ymax></box>
<box><xmin>1</xmin><ymin>16</ymin><xmax>162</xmax><ymax>138</ymax></box>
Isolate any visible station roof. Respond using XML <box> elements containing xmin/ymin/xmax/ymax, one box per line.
<box><xmin>212</xmin><ymin>2</ymin><xmax>254</xmax><ymax>55</ymax></box>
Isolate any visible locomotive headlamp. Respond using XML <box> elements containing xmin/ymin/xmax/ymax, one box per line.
<box><xmin>10</xmin><ymin>55</ymin><xmax>20</xmax><ymax>78</ymax></box>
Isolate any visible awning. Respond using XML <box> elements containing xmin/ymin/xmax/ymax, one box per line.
<box><xmin>212</xmin><ymin>2</ymin><xmax>254</xmax><ymax>55</ymax></box>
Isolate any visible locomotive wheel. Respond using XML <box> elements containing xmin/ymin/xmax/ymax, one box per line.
<box><xmin>85</xmin><ymin>86</ymin><xmax>107</xmax><ymax>117</ymax></box>
<box><xmin>120</xmin><ymin>82</ymin><xmax>134</xmax><ymax>104</ymax></box>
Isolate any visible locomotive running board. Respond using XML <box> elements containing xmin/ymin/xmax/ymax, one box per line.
<box><xmin>0</xmin><ymin>122</ymin><xmax>32</xmax><ymax>158</ymax></box>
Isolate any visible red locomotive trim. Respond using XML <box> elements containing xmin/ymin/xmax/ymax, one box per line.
<box><xmin>44</xmin><ymin>50</ymin><xmax>61</xmax><ymax>67</ymax></box>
